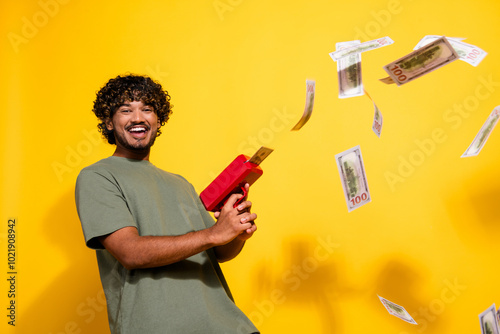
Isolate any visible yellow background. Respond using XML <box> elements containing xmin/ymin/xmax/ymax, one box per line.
<box><xmin>2</xmin><ymin>0</ymin><xmax>500</xmax><ymax>333</ymax></box>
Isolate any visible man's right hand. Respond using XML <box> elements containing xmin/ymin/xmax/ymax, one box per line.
<box><xmin>210</xmin><ymin>191</ymin><xmax>257</xmax><ymax>246</ymax></box>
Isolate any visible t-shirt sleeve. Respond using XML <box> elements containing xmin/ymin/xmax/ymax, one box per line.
<box><xmin>185</xmin><ymin>180</ymin><xmax>216</xmax><ymax>229</ymax></box>
<box><xmin>75</xmin><ymin>169</ymin><xmax>137</xmax><ymax>249</ymax></box>
<box><xmin>197</xmin><ymin>196</ymin><xmax>216</xmax><ymax>229</ymax></box>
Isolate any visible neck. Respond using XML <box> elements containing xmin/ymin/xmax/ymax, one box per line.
<box><xmin>112</xmin><ymin>146</ymin><xmax>151</xmax><ymax>161</ymax></box>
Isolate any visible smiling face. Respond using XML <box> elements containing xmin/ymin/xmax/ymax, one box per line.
<box><xmin>105</xmin><ymin>100</ymin><xmax>161</xmax><ymax>160</ymax></box>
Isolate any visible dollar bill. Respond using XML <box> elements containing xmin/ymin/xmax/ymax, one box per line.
<box><xmin>248</xmin><ymin>146</ymin><xmax>273</xmax><ymax>165</ymax></box>
<box><xmin>414</xmin><ymin>35</ymin><xmax>487</xmax><ymax>67</ymax></box>
<box><xmin>335</xmin><ymin>145</ymin><xmax>371</xmax><ymax>212</ymax></box>
<box><xmin>380</xmin><ymin>36</ymin><xmax>459</xmax><ymax>86</ymax></box>
<box><xmin>364</xmin><ymin>90</ymin><xmax>383</xmax><ymax>137</ymax></box>
<box><xmin>372</xmin><ymin>103</ymin><xmax>383</xmax><ymax>137</ymax></box>
<box><xmin>291</xmin><ymin>79</ymin><xmax>315</xmax><ymax>131</ymax></box>
<box><xmin>479</xmin><ymin>304</ymin><xmax>500</xmax><ymax>334</ymax></box>
<box><xmin>329</xmin><ymin>36</ymin><xmax>394</xmax><ymax>61</ymax></box>
<box><xmin>336</xmin><ymin>40</ymin><xmax>364</xmax><ymax>98</ymax></box>
<box><xmin>497</xmin><ymin>307</ymin><xmax>500</xmax><ymax>328</ymax></box>
<box><xmin>413</xmin><ymin>35</ymin><xmax>465</xmax><ymax>49</ymax></box>
<box><xmin>378</xmin><ymin>296</ymin><xmax>417</xmax><ymax>325</ymax></box>
<box><xmin>379</xmin><ymin>76</ymin><xmax>395</xmax><ymax>84</ymax></box>
<box><xmin>461</xmin><ymin>106</ymin><xmax>500</xmax><ymax>157</ymax></box>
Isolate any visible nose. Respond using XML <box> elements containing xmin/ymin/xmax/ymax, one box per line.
<box><xmin>131</xmin><ymin>109</ymin><xmax>145</xmax><ymax>123</ymax></box>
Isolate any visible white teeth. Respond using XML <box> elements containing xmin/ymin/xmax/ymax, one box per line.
<box><xmin>129</xmin><ymin>127</ymin><xmax>146</xmax><ymax>132</ymax></box>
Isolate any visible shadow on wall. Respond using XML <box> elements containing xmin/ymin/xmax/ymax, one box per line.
<box><xmin>372</xmin><ymin>257</ymin><xmax>426</xmax><ymax>309</ymax></box>
<box><xmin>250</xmin><ymin>238</ymin><xmax>455</xmax><ymax>334</ymax></box>
<box><xmin>444</xmin><ymin>171</ymin><xmax>500</xmax><ymax>246</ymax></box>
<box><xmin>373</xmin><ymin>252</ymin><xmax>468</xmax><ymax>334</ymax></box>
<box><xmin>21</xmin><ymin>190</ymin><xmax>109</xmax><ymax>334</ymax></box>
<box><xmin>370</xmin><ymin>257</ymin><xmax>444</xmax><ymax>333</ymax></box>
<box><xmin>250</xmin><ymin>235</ymin><xmax>345</xmax><ymax>333</ymax></box>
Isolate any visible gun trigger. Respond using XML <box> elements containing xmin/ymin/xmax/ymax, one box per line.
<box><xmin>233</xmin><ymin>185</ymin><xmax>248</xmax><ymax>208</ymax></box>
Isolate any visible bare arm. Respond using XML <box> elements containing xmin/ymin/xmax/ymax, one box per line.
<box><xmin>99</xmin><ymin>192</ymin><xmax>257</xmax><ymax>270</ymax></box>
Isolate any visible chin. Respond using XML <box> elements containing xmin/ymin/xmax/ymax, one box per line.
<box><xmin>132</xmin><ymin>139</ymin><xmax>156</xmax><ymax>150</ymax></box>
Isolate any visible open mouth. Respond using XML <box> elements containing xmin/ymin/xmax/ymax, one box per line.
<box><xmin>127</xmin><ymin>125</ymin><xmax>149</xmax><ymax>139</ymax></box>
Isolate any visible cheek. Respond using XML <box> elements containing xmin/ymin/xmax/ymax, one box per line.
<box><xmin>151</xmin><ymin>115</ymin><xmax>160</xmax><ymax>127</ymax></box>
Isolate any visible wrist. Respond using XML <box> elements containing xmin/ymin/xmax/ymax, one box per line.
<box><xmin>204</xmin><ymin>225</ymin><xmax>219</xmax><ymax>247</ymax></box>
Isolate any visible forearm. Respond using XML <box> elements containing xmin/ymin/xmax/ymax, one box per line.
<box><xmin>101</xmin><ymin>227</ymin><xmax>217</xmax><ymax>270</ymax></box>
<box><xmin>214</xmin><ymin>238</ymin><xmax>246</xmax><ymax>263</ymax></box>
<box><xmin>100</xmin><ymin>193</ymin><xmax>256</xmax><ymax>270</ymax></box>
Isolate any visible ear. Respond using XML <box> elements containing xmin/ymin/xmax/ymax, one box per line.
<box><xmin>105</xmin><ymin>118</ymin><xmax>114</xmax><ymax>131</ymax></box>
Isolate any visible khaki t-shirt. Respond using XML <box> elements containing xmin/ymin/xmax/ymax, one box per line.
<box><xmin>75</xmin><ymin>156</ymin><xmax>258</xmax><ymax>334</ymax></box>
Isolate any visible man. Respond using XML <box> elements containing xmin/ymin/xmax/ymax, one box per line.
<box><xmin>75</xmin><ymin>74</ymin><xmax>259</xmax><ymax>334</ymax></box>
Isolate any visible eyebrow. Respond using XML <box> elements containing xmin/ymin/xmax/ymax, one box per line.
<box><xmin>116</xmin><ymin>103</ymin><xmax>154</xmax><ymax>110</ymax></box>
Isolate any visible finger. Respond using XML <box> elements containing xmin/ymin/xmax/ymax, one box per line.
<box><xmin>223</xmin><ymin>192</ymin><xmax>244</xmax><ymax>210</ymax></box>
<box><xmin>247</xmin><ymin>224</ymin><xmax>257</xmax><ymax>234</ymax></box>
<box><xmin>239</xmin><ymin>221</ymin><xmax>254</xmax><ymax>231</ymax></box>
<box><xmin>240</xmin><ymin>212</ymin><xmax>257</xmax><ymax>223</ymax></box>
<box><xmin>214</xmin><ymin>211</ymin><xmax>220</xmax><ymax>219</ymax></box>
<box><xmin>237</xmin><ymin>200</ymin><xmax>253</xmax><ymax>212</ymax></box>
<box><xmin>244</xmin><ymin>223</ymin><xmax>257</xmax><ymax>235</ymax></box>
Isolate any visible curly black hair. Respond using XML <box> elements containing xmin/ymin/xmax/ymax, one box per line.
<box><xmin>92</xmin><ymin>74</ymin><xmax>173</xmax><ymax>144</ymax></box>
